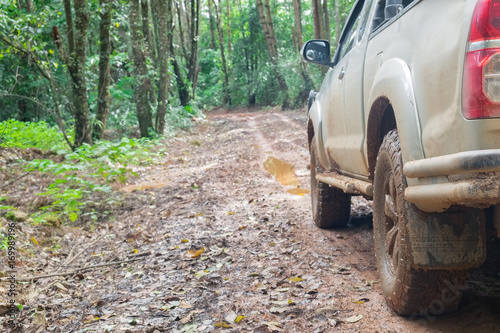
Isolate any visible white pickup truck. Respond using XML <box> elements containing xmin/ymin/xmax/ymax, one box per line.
<box><xmin>302</xmin><ymin>0</ymin><xmax>500</xmax><ymax>315</ymax></box>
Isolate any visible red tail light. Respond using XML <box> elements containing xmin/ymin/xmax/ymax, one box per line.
<box><xmin>463</xmin><ymin>0</ymin><xmax>500</xmax><ymax>119</ymax></box>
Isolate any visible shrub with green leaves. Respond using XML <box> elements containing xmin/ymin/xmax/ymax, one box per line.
<box><xmin>0</xmin><ymin>119</ymin><xmax>72</xmax><ymax>151</ymax></box>
<box><xmin>25</xmin><ymin>136</ymin><xmax>165</xmax><ymax>224</ymax></box>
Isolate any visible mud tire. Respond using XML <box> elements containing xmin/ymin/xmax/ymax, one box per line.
<box><xmin>310</xmin><ymin>138</ymin><xmax>351</xmax><ymax>228</ymax></box>
<box><xmin>373</xmin><ymin>130</ymin><xmax>467</xmax><ymax>316</ymax></box>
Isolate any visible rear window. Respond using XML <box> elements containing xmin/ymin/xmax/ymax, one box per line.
<box><xmin>372</xmin><ymin>0</ymin><xmax>417</xmax><ymax>32</ymax></box>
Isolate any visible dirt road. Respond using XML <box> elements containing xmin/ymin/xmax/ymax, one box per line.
<box><xmin>7</xmin><ymin>109</ymin><xmax>500</xmax><ymax>332</ymax></box>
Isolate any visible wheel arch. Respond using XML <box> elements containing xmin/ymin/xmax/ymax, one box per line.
<box><xmin>307</xmin><ymin>98</ymin><xmax>329</xmax><ymax>169</ymax></box>
<box><xmin>365</xmin><ymin>58</ymin><xmax>425</xmax><ymax>181</ymax></box>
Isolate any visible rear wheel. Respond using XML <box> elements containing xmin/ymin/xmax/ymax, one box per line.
<box><xmin>310</xmin><ymin>138</ymin><xmax>351</xmax><ymax>228</ymax></box>
<box><xmin>373</xmin><ymin>130</ymin><xmax>467</xmax><ymax>315</ymax></box>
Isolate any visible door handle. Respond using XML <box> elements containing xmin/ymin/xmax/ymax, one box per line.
<box><xmin>338</xmin><ymin>70</ymin><xmax>345</xmax><ymax>80</ymax></box>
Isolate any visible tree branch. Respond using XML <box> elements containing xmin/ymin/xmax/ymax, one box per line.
<box><xmin>0</xmin><ymin>34</ymin><xmax>51</xmax><ymax>81</ymax></box>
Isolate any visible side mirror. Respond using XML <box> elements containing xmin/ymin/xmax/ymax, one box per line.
<box><xmin>301</xmin><ymin>40</ymin><xmax>332</xmax><ymax>67</ymax></box>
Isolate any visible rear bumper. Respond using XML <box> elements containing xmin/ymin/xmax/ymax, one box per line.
<box><xmin>403</xmin><ymin>150</ymin><xmax>500</xmax><ymax>212</ymax></box>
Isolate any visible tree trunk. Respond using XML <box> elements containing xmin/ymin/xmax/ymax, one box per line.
<box><xmin>188</xmin><ymin>0</ymin><xmax>200</xmax><ymax>98</ymax></box>
<box><xmin>207</xmin><ymin>0</ymin><xmax>217</xmax><ymax>49</ymax></box>
<box><xmin>156</xmin><ymin>0</ymin><xmax>173</xmax><ymax>134</ymax></box>
<box><xmin>213</xmin><ymin>0</ymin><xmax>231</xmax><ymax>105</ymax></box>
<box><xmin>129</xmin><ymin>0</ymin><xmax>154</xmax><ymax>138</ymax></box>
<box><xmin>312</xmin><ymin>0</ymin><xmax>324</xmax><ymax>39</ymax></box>
<box><xmin>175</xmin><ymin>1</ymin><xmax>189</xmax><ymax>59</ymax></box>
<box><xmin>63</xmin><ymin>0</ymin><xmax>75</xmax><ymax>54</ymax></box>
<box><xmin>292</xmin><ymin>0</ymin><xmax>303</xmax><ymax>50</ymax></box>
<box><xmin>141</xmin><ymin>0</ymin><xmax>157</xmax><ymax>64</ymax></box>
<box><xmin>292</xmin><ymin>0</ymin><xmax>314</xmax><ymax>94</ymax></box>
<box><xmin>24</xmin><ymin>0</ymin><xmax>34</xmax><ymax>12</ymax></box>
<box><xmin>256</xmin><ymin>0</ymin><xmax>289</xmax><ymax>105</ymax></box>
<box><xmin>140</xmin><ymin>0</ymin><xmax>157</xmax><ymax>110</ymax></box>
<box><xmin>334</xmin><ymin>0</ymin><xmax>340</xmax><ymax>44</ymax></box>
<box><xmin>170</xmin><ymin>45</ymin><xmax>190</xmax><ymax>106</ymax></box>
<box><xmin>94</xmin><ymin>0</ymin><xmax>112</xmax><ymax>141</ymax></box>
<box><xmin>71</xmin><ymin>0</ymin><xmax>92</xmax><ymax>146</ymax></box>
<box><xmin>226</xmin><ymin>0</ymin><xmax>232</xmax><ymax>54</ymax></box>
<box><xmin>322</xmin><ymin>0</ymin><xmax>330</xmax><ymax>43</ymax></box>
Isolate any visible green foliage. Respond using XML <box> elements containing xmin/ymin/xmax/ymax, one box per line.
<box><xmin>0</xmin><ymin>197</ymin><xmax>13</xmax><ymax>210</ymax></box>
<box><xmin>165</xmin><ymin>102</ymin><xmax>205</xmax><ymax>131</ymax></box>
<box><xmin>0</xmin><ymin>232</ymin><xmax>9</xmax><ymax>251</ymax></box>
<box><xmin>24</xmin><ymin>134</ymin><xmax>166</xmax><ymax>224</ymax></box>
<box><xmin>0</xmin><ymin>119</ymin><xmax>72</xmax><ymax>151</ymax></box>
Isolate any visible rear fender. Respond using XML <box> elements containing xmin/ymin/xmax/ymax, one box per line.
<box><xmin>308</xmin><ymin>97</ymin><xmax>329</xmax><ymax>169</ymax></box>
<box><xmin>366</xmin><ymin>58</ymin><xmax>425</xmax><ymax>186</ymax></box>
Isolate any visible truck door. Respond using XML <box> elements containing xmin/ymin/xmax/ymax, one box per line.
<box><xmin>322</xmin><ymin>0</ymin><xmax>367</xmax><ymax>172</ymax></box>
<box><xmin>342</xmin><ymin>0</ymin><xmax>375</xmax><ymax>177</ymax></box>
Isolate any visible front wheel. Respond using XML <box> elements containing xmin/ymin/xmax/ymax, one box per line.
<box><xmin>310</xmin><ymin>137</ymin><xmax>351</xmax><ymax>228</ymax></box>
<box><xmin>373</xmin><ymin>130</ymin><xmax>467</xmax><ymax>315</ymax></box>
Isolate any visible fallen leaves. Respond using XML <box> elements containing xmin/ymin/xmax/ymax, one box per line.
<box><xmin>262</xmin><ymin>321</ymin><xmax>283</xmax><ymax>332</ymax></box>
<box><xmin>288</xmin><ymin>277</ymin><xmax>302</xmax><ymax>283</ymax></box>
<box><xmin>344</xmin><ymin>314</ymin><xmax>363</xmax><ymax>323</ymax></box>
<box><xmin>185</xmin><ymin>247</ymin><xmax>205</xmax><ymax>258</ymax></box>
<box><xmin>179</xmin><ymin>310</ymin><xmax>203</xmax><ymax>324</ymax></box>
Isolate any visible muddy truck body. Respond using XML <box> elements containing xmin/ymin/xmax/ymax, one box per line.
<box><xmin>302</xmin><ymin>0</ymin><xmax>500</xmax><ymax>315</ymax></box>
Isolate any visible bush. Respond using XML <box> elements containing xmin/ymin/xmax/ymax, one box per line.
<box><xmin>0</xmin><ymin>119</ymin><xmax>72</xmax><ymax>151</ymax></box>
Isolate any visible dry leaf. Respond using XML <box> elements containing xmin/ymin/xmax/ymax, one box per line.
<box><xmin>185</xmin><ymin>247</ymin><xmax>205</xmax><ymax>258</ymax></box>
<box><xmin>180</xmin><ymin>310</ymin><xmax>202</xmax><ymax>324</ymax></box>
<box><xmin>315</xmin><ymin>307</ymin><xmax>339</xmax><ymax>315</ymax></box>
<box><xmin>195</xmin><ymin>270</ymin><xmax>210</xmax><ymax>279</ymax></box>
<box><xmin>181</xmin><ymin>239</ymin><xmax>189</xmax><ymax>243</ymax></box>
<box><xmin>179</xmin><ymin>300</ymin><xmax>193</xmax><ymax>309</ymax></box>
<box><xmin>269</xmin><ymin>307</ymin><xmax>288</xmax><ymax>314</ymax></box>
<box><xmin>55</xmin><ymin>282</ymin><xmax>67</xmax><ymax>292</ymax></box>
<box><xmin>344</xmin><ymin>314</ymin><xmax>363</xmax><ymax>323</ymax></box>
<box><xmin>214</xmin><ymin>322</ymin><xmax>231</xmax><ymax>328</ymax></box>
<box><xmin>270</xmin><ymin>299</ymin><xmax>292</xmax><ymax>306</ymax></box>
<box><xmin>235</xmin><ymin>315</ymin><xmax>245</xmax><ymax>323</ymax></box>
<box><xmin>31</xmin><ymin>236</ymin><xmax>39</xmax><ymax>246</ymax></box>
<box><xmin>288</xmin><ymin>277</ymin><xmax>303</xmax><ymax>282</ymax></box>
<box><xmin>225</xmin><ymin>310</ymin><xmax>237</xmax><ymax>323</ymax></box>
<box><xmin>263</xmin><ymin>321</ymin><xmax>283</xmax><ymax>332</ymax></box>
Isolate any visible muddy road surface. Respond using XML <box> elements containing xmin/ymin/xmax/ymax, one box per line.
<box><xmin>7</xmin><ymin>109</ymin><xmax>500</xmax><ymax>332</ymax></box>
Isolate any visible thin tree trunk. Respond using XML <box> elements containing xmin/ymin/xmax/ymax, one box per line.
<box><xmin>207</xmin><ymin>0</ymin><xmax>217</xmax><ymax>49</ymax></box>
<box><xmin>156</xmin><ymin>0</ymin><xmax>173</xmax><ymax>134</ymax></box>
<box><xmin>63</xmin><ymin>0</ymin><xmax>75</xmax><ymax>54</ymax></box>
<box><xmin>94</xmin><ymin>0</ymin><xmax>112</xmax><ymax>140</ymax></box>
<box><xmin>256</xmin><ymin>0</ymin><xmax>289</xmax><ymax>103</ymax></box>
<box><xmin>188</xmin><ymin>0</ymin><xmax>200</xmax><ymax>98</ymax></box>
<box><xmin>293</xmin><ymin>0</ymin><xmax>303</xmax><ymax>49</ymax></box>
<box><xmin>24</xmin><ymin>0</ymin><xmax>34</xmax><ymax>12</ymax></box>
<box><xmin>140</xmin><ymin>0</ymin><xmax>157</xmax><ymax>109</ymax></box>
<box><xmin>312</xmin><ymin>0</ymin><xmax>324</xmax><ymax>39</ymax></box>
<box><xmin>170</xmin><ymin>44</ymin><xmax>190</xmax><ymax>106</ymax></box>
<box><xmin>151</xmin><ymin>0</ymin><xmax>161</xmax><ymax>62</ymax></box>
<box><xmin>263</xmin><ymin>0</ymin><xmax>277</xmax><ymax>55</ymax></box>
<box><xmin>71</xmin><ymin>0</ymin><xmax>92</xmax><ymax>146</ymax></box>
<box><xmin>322</xmin><ymin>0</ymin><xmax>330</xmax><ymax>43</ymax></box>
<box><xmin>141</xmin><ymin>0</ymin><xmax>157</xmax><ymax>64</ymax></box>
<box><xmin>129</xmin><ymin>0</ymin><xmax>154</xmax><ymax>138</ymax></box>
<box><xmin>226</xmin><ymin>0</ymin><xmax>232</xmax><ymax>54</ymax></box>
<box><xmin>176</xmin><ymin>1</ymin><xmax>189</xmax><ymax>60</ymax></box>
<box><xmin>292</xmin><ymin>0</ymin><xmax>313</xmax><ymax>94</ymax></box>
<box><xmin>213</xmin><ymin>0</ymin><xmax>231</xmax><ymax>105</ymax></box>
<box><xmin>334</xmin><ymin>0</ymin><xmax>340</xmax><ymax>44</ymax></box>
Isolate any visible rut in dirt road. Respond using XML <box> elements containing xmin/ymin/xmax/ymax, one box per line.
<box><xmin>9</xmin><ymin>110</ymin><xmax>500</xmax><ymax>333</ymax></box>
